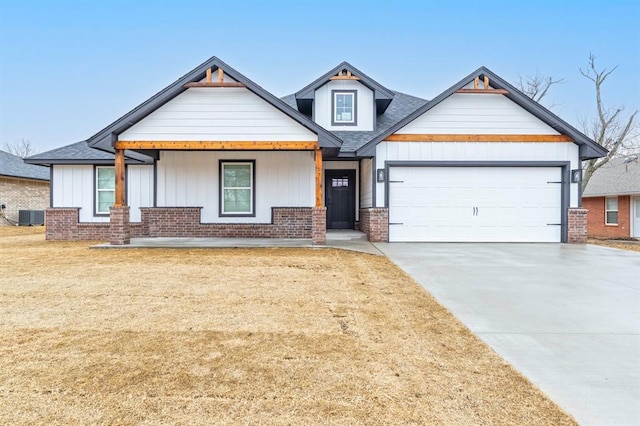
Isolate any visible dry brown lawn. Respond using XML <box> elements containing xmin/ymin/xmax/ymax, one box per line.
<box><xmin>588</xmin><ymin>238</ymin><xmax>640</xmax><ymax>253</ymax></box>
<box><xmin>0</xmin><ymin>227</ymin><xmax>575</xmax><ymax>425</ymax></box>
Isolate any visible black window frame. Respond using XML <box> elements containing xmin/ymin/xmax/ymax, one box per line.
<box><xmin>331</xmin><ymin>90</ymin><xmax>357</xmax><ymax>126</ymax></box>
<box><xmin>219</xmin><ymin>160</ymin><xmax>256</xmax><ymax>217</ymax></box>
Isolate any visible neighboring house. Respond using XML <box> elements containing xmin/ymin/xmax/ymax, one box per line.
<box><xmin>0</xmin><ymin>149</ymin><xmax>50</xmax><ymax>225</ymax></box>
<box><xmin>25</xmin><ymin>56</ymin><xmax>606</xmax><ymax>245</ymax></box>
<box><xmin>582</xmin><ymin>156</ymin><xmax>640</xmax><ymax>239</ymax></box>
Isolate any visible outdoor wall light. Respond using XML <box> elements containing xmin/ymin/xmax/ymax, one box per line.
<box><xmin>571</xmin><ymin>169</ymin><xmax>582</xmax><ymax>183</ymax></box>
<box><xmin>377</xmin><ymin>168</ymin><xmax>385</xmax><ymax>182</ymax></box>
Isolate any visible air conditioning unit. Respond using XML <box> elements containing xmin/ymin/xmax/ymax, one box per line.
<box><xmin>18</xmin><ymin>210</ymin><xmax>45</xmax><ymax>226</ymax></box>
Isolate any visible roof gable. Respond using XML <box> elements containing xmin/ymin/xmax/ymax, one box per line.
<box><xmin>87</xmin><ymin>57</ymin><xmax>342</xmax><ymax>151</ymax></box>
<box><xmin>356</xmin><ymin>66</ymin><xmax>608</xmax><ymax>160</ymax></box>
<box><xmin>294</xmin><ymin>62</ymin><xmax>395</xmax><ymax>115</ymax></box>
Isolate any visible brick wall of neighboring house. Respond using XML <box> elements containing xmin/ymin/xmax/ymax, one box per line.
<box><xmin>582</xmin><ymin>196</ymin><xmax>631</xmax><ymax>239</ymax></box>
<box><xmin>359</xmin><ymin>208</ymin><xmax>389</xmax><ymax>242</ymax></box>
<box><xmin>0</xmin><ymin>176</ymin><xmax>49</xmax><ymax>226</ymax></box>
<box><xmin>45</xmin><ymin>206</ymin><xmax>317</xmax><ymax>241</ymax></box>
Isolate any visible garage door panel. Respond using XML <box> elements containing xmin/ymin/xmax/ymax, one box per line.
<box><xmin>389</xmin><ymin>167</ymin><xmax>562</xmax><ymax>242</ymax></box>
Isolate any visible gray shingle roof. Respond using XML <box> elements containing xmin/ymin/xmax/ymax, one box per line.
<box><xmin>0</xmin><ymin>149</ymin><xmax>49</xmax><ymax>180</ymax></box>
<box><xmin>281</xmin><ymin>90</ymin><xmax>428</xmax><ymax>153</ymax></box>
<box><xmin>583</xmin><ymin>156</ymin><xmax>640</xmax><ymax>196</ymax></box>
<box><xmin>24</xmin><ymin>141</ymin><xmax>154</xmax><ymax>166</ymax></box>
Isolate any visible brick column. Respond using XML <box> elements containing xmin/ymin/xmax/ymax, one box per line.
<box><xmin>568</xmin><ymin>208</ymin><xmax>588</xmax><ymax>244</ymax></box>
<box><xmin>311</xmin><ymin>207</ymin><xmax>326</xmax><ymax>245</ymax></box>
<box><xmin>359</xmin><ymin>208</ymin><xmax>389</xmax><ymax>242</ymax></box>
<box><xmin>45</xmin><ymin>208</ymin><xmax>79</xmax><ymax>240</ymax></box>
<box><xmin>110</xmin><ymin>206</ymin><xmax>130</xmax><ymax>245</ymax></box>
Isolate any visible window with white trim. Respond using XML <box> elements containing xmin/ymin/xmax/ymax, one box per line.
<box><xmin>605</xmin><ymin>196</ymin><xmax>618</xmax><ymax>225</ymax></box>
<box><xmin>221</xmin><ymin>161</ymin><xmax>254</xmax><ymax>216</ymax></box>
<box><xmin>96</xmin><ymin>166</ymin><xmax>115</xmax><ymax>215</ymax></box>
<box><xmin>332</xmin><ymin>91</ymin><xmax>356</xmax><ymax>125</ymax></box>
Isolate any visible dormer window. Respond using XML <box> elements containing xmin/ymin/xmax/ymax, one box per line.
<box><xmin>332</xmin><ymin>90</ymin><xmax>357</xmax><ymax>126</ymax></box>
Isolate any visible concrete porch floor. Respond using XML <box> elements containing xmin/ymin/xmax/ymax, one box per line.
<box><xmin>93</xmin><ymin>229</ymin><xmax>382</xmax><ymax>255</ymax></box>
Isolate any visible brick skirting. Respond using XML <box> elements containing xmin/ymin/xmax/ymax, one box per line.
<box><xmin>45</xmin><ymin>208</ymin><xmax>146</xmax><ymax>241</ymax></box>
<box><xmin>568</xmin><ymin>208</ymin><xmax>588</xmax><ymax>244</ymax></box>
<box><xmin>359</xmin><ymin>208</ymin><xmax>389</xmax><ymax>242</ymax></box>
<box><xmin>45</xmin><ymin>207</ymin><xmax>320</xmax><ymax>242</ymax></box>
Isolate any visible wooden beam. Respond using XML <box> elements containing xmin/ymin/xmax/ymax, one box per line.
<box><xmin>455</xmin><ymin>88</ymin><xmax>509</xmax><ymax>94</ymax></box>
<box><xmin>329</xmin><ymin>75</ymin><xmax>361</xmax><ymax>80</ymax></box>
<box><xmin>206</xmin><ymin>68</ymin><xmax>212</xmax><ymax>83</ymax></box>
<box><xmin>218</xmin><ymin>68</ymin><xmax>224</xmax><ymax>82</ymax></box>
<box><xmin>384</xmin><ymin>134</ymin><xmax>574</xmax><ymax>142</ymax></box>
<box><xmin>474</xmin><ymin>76</ymin><xmax>479</xmax><ymax>89</ymax></box>
<box><xmin>114</xmin><ymin>148</ymin><xmax>125</xmax><ymax>207</ymax></box>
<box><xmin>115</xmin><ymin>140</ymin><xmax>319</xmax><ymax>150</ymax></box>
<box><xmin>315</xmin><ymin>148</ymin><xmax>323</xmax><ymax>207</ymax></box>
<box><xmin>484</xmin><ymin>76</ymin><xmax>489</xmax><ymax>89</ymax></box>
<box><xmin>183</xmin><ymin>82</ymin><xmax>246</xmax><ymax>88</ymax></box>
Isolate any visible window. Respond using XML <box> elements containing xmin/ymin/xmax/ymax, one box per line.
<box><xmin>220</xmin><ymin>161</ymin><xmax>255</xmax><ymax>216</ymax></box>
<box><xmin>96</xmin><ymin>166</ymin><xmax>115</xmax><ymax>215</ymax></box>
<box><xmin>332</xmin><ymin>178</ymin><xmax>349</xmax><ymax>187</ymax></box>
<box><xmin>332</xmin><ymin>90</ymin><xmax>357</xmax><ymax>125</ymax></box>
<box><xmin>605</xmin><ymin>196</ymin><xmax>618</xmax><ymax>225</ymax></box>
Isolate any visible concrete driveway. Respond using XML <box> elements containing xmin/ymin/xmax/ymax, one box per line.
<box><xmin>375</xmin><ymin>243</ymin><xmax>640</xmax><ymax>426</ymax></box>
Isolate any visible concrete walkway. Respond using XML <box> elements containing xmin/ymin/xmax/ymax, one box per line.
<box><xmin>94</xmin><ymin>230</ymin><xmax>383</xmax><ymax>255</ymax></box>
<box><xmin>375</xmin><ymin>242</ymin><xmax>640</xmax><ymax>426</ymax></box>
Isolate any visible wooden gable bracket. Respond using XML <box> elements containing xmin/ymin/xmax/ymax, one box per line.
<box><xmin>329</xmin><ymin>69</ymin><xmax>361</xmax><ymax>80</ymax></box>
<box><xmin>183</xmin><ymin>67</ymin><xmax>246</xmax><ymax>88</ymax></box>
<box><xmin>456</xmin><ymin>75</ymin><xmax>509</xmax><ymax>94</ymax></box>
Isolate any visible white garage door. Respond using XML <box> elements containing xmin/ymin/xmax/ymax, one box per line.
<box><xmin>388</xmin><ymin>167</ymin><xmax>562</xmax><ymax>242</ymax></box>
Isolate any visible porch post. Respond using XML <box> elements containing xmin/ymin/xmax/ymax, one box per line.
<box><xmin>110</xmin><ymin>148</ymin><xmax>130</xmax><ymax>245</ymax></box>
<box><xmin>114</xmin><ymin>148</ymin><xmax>125</xmax><ymax>206</ymax></box>
<box><xmin>315</xmin><ymin>148</ymin><xmax>323</xmax><ymax>207</ymax></box>
<box><xmin>312</xmin><ymin>147</ymin><xmax>326</xmax><ymax>245</ymax></box>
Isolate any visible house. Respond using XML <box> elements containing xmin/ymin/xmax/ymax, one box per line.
<box><xmin>582</xmin><ymin>156</ymin><xmax>640</xmax><ymax>239</ymax></box>
<box><xmin>0</xmin><ymin>149</ymin><xmax>50</xmax><ymax>226</ymax></box>
<box><xmin>25</xmin><ymin>56</ymin><xmax>606</xmax><ymax>245</ymax></box>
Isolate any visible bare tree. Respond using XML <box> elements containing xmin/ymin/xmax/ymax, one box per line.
<box><xmin>580</xmin><ymin>53</ymin><xmax>638</xmax><ymax>190</ymax></box>
<box><xmin>516</xmin><ymin>72</ymin><xmax>564</xmax><ymax>107</ymax></box>
<box><xmin>3</xmin><ymin>138</ymin><xmax>35</xmax><ymax>158</ymax></box>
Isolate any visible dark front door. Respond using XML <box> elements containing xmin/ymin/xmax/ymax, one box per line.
<box><xmin>325</xmin><ymin>169</ymin><xmax>356</xmax><ymax>229</ymax></box>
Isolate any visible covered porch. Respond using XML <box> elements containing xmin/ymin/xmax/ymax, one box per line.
<box><xmin>109</xmin><ymin>140</ymin><xmax>327</xmax><ymax>245</ymax></box>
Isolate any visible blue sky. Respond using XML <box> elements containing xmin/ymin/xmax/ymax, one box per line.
<box><xmin>1</xmin><ymin>0</ymin><xmax>638</xmax><ymax>153</ymax></box>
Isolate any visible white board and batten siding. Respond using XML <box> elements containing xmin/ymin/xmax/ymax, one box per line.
<box><xmin>314</xmin><ymin>80</ymin><xmax>374</xmax><ymax>132</ymax></box>
<box><xmin>397</xmin><ymin>93</ymin><xmax>560</xmax><ymax>135</ymax></box>
<box><xmin>118</xmin><ymin>87</ymin><xmax>317</xmax><ymax>142</ymax></box>
<box><xmin>157</xmin><ymin>151</ymin><xmax>314</xmax><ymax>223</ymax></box>
<box><xmin>359</xmin><ymin>158</ymin><xmax>373</xmax><ymax>208</ymax></box>
<box><xmin>52</xmin><ymin>165</ymin><xmax>154</xmax><ymax>223</ymax></box>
